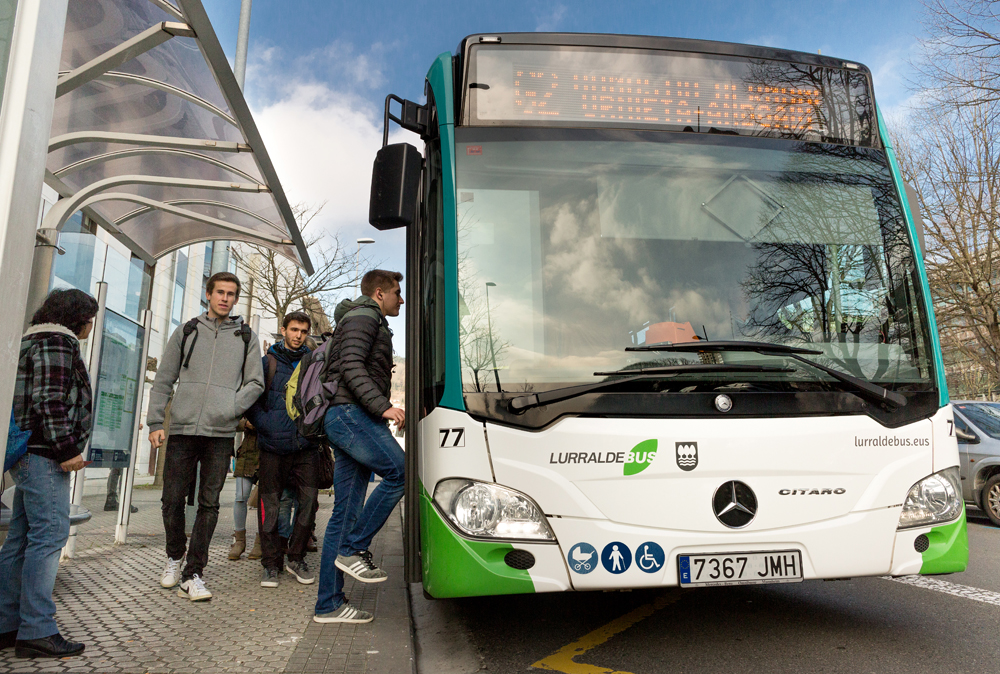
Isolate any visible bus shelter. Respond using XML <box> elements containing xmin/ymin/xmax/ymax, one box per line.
<box><xmin>0</xmin><ymin>0</ymin><xmax>311</xmax><ymax>553</ymax></box>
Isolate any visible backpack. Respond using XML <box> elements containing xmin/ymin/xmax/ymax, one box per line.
<box><xmin>4</xmin><ymin>410</ymin><xmax>30</xmax><ymax>474</ymax></box>
<box><xmin>285</xmin><ymin>339</ymin><xmax>338</xmax><ymax>441</ymax></box>
<box><xmin>180</xmin><ymin>316</ymin><xmax>254</xmax><ymax>386</ymax></box>
<box><xmin>284</xmin><ymin>305</ymin><xmax>376</xmax><ymax>440</ymax></box>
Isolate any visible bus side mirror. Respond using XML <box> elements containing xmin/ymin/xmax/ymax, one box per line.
<box><xmin>369</xmin><ymin>143</ymin><xmax>422</xmax><ymax>230</ymax></box>
<box><xmin>956</xmin><ymin>428</ymin><xmax>979</xmax><ymax>444</ymax></box>
<box><xmin>903</xmin><ymin>181</ymin><xmax>926</xmax><ymax>259</ymax></box>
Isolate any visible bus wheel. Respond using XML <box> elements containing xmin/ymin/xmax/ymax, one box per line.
<box><xmin>983</xmin><ymin>475</ymin><xmax>1000</xmax><ymax>528</ymax></box>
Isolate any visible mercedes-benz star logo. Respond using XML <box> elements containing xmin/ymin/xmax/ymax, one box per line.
<box><xmin>712</xmin><ymin>481</ymin><xmax>758</xmax><ymax>529</ymax></box>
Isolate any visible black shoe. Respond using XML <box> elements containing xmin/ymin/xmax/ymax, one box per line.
<box><xmin>130</xmin><ymin>504</ymin><xmax>138</xmax><ymax>513</ymax></box>
<box><xmin>103</xmin><ymin>498</ymin><xmax>118</xmax><ymax>512</ymax></box>
<box><xmin>14</xmin><ymin>633</ymin><xmax>85</xmax><ymax>658</ymax></box>
<box><xmin>0</xmin><ymin>630</ymin><xmax>16</xmax><ymax>650</ymax></box>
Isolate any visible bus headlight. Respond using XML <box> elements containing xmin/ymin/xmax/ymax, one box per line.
<box><xmin>897</xmin><ymin>467</ymin><xmax>963</xmax><ymax>530</ymax></box>
<box><xmin>433</xmin><ymin>479</ymin><xmax>555</xmax><ymax>541</ymax></box>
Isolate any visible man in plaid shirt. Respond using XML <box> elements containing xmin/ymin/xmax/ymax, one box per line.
<box><xmin>0</xmin><ymin>289</ymin><xmax>97</xmax><ymax>659</ymax></box>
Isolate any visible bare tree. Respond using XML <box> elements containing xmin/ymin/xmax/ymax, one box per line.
<box><xmin>231</xmin><ymin>203</ymin><xmax>366</xmax><ymax>327</ymax></box>
<box><xmin>915</xmin><ymin>0</ymin><xmax>1000</xmax><ymax>107</ymax></box>
<box><xmin>456</xmin><ymin>209</ymin><xmax>510</xmax><ymax>392</ymax></box>
<box><xmin>891</xmin><ymin>100</ymin><xmax>1000</xmax><ymax>393</ymax></box>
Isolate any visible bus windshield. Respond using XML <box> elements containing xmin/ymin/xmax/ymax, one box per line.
<box><xmin>454</xmin><ymin>130</ymin><xmax>933</xmax><ymax>393</ymax></box>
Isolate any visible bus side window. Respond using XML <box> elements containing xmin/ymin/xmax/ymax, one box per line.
<box><xmin>421</xmin><ymin>113</ymin><xmax>447</xmax><ymax>415</ymax></box>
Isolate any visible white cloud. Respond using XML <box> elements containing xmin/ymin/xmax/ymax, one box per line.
<box><xmin>535</xmin><ymin>4</ymin><xmax>568</xmax><ymax>32</ymax></box>
<box><xmin>241</xmin><ymin>41</ymin><xmax>414</xmax><ymax>346</ymax></box>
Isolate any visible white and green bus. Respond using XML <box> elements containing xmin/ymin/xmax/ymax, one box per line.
<box><xmin>368</xmin><ymin>33</ymin><xmax>968</xmax><ymax>597</ymax></box>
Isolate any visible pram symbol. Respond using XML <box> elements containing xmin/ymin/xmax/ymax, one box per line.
<box><xmin>568</xmin><ymin>543</ymin><xmax>597</xmax><ymax>574</ymax></box>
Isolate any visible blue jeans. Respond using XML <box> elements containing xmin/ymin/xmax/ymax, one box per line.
<box><xmin>234</xmin><ymin>477</ymin><xmax>253</xmax><ymax>532</ymax></box>
<box><xmin>315</xmin><ymin>404</ymin><xmax>404</xmax><ymax>615</ymax></box>
<box><xmin>278</xmin><ymin>488</ymin><xmax>295</xmax><ymax>539</ymax></box>
<box><xmin>0</xmin><ymin>453</ymin><xmax>71</xmax><ymax>639</ymax></box>
<box><xmin>234</xmin><ymin>478</ymin><xmax>294</xmax><ymax>537</ymax></box>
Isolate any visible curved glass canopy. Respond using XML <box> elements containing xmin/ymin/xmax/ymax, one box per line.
<box><xmin>45</xmin><ymin>0</ymin><xmax>313</xmax><ymax>274</ymax></box>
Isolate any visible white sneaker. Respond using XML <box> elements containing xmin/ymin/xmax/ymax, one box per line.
<box><xmin>160</xmin><ymin>557</ymin><xmax>183</xmax><ymax>588</ymax></box>
<box><xmin>177</xmin><ymin>574</ymin><xmax>212</xmax><ymax>601</ymax></box>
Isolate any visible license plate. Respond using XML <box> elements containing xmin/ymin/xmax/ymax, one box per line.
<box><xmin>678</xmin><ymin>550</ymin><xmax>803</xmax><ymax>587</ymax></box>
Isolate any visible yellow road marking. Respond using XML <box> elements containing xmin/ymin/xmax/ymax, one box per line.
<box><xmin>531</xmin><ymin>592</ymin><xmax>682</xmax><ymax>674</ymax></box>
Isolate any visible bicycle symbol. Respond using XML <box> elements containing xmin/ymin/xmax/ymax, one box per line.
<box><xmin>636</xmin><ymin>542</ymin><xmax>665</xmax><ymax>574</ymax></box>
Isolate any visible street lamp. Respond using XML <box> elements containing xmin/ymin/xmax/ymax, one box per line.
<box><xmin>485</xmin><ymin>282</ymin><xmax>501</xmax><ymax>391</ymax></box>
<box><xmin>356</xmin><ymin>238</ymin><xmax>375</xmax><ymax>295</ymax></box>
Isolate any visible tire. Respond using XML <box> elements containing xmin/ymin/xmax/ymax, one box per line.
<box><xmin>982</xmin><ymin>474</ymin><xmax>1000</xmax><ymax>527</ymax></box>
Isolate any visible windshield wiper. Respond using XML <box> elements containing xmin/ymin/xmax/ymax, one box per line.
<box><xmin>507</xmin><ymin>364</ymin><xmax>794</xmax><ymax>413</ymax></box>
<box><xmin>626</xmin><ymin>340</ymin><xmax>906</xmax><ymax>409</ymax></box>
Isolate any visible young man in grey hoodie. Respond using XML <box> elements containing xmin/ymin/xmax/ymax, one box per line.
<box><xmin>147</xmin><ymin>272</ymin><xmax>265</xmax><ymax>601</ymax></box>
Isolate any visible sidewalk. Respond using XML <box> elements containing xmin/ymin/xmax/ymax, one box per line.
<box><xmin>0</xmin><ymin>479</ymin><xmax>412</xmax><ymax>674</ymax></box>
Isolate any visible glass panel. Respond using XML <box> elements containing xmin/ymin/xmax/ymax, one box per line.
<box><xmin>52</xmin><ymin>215</ymin><xmax>98</xmax><ymax>293</ymax></box>
<box><xmin>455</xmin><ymin>130</ymin><xmax>931</xmax><ymax>392</ymax></box>
<box><xmin>422</xmin><ymin>137</ymin><xmax>446</xmax><ymax>409</ymax></box>
<box><xmin>0</xmin><ymin>0</ymin><xmax>16</xmax><ymax>112</ymax></box>
<box><xmin>466</xmin><ymin>45</ymin><xmax>874</xmax><ymax>146</ymax></box>
<box><xmin>89</xmin><ymin>310</ymin><xmax>144</xmax><ymax>468</ymax></box>
<box><xmin>955</xmin><ymin>403</ymin><xmax>1000</xmax><ymax>440</ymax></box>
<box><xmin>103</xmin><ymin>246</ymin><xmax>132</xmax><ymax>318</ymax></box>
<box><xmin>42</xmin><ymin>0</ymin><xmax>303</xmax><ymax>267</ymax></box>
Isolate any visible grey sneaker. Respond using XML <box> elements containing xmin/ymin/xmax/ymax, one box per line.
<box><xmin>285</xmin><ymin>559</ymin><xmax>315</xmax><ymax>585</ymax></box>
<box><xmin>260</xmin><ymin>567</ymin><xmax>280</xmax><ymax>588</ymax></box>
<box><xmin>335</xmin><ymin>550</ymin><xmax>388</xmax><ymax>584</ymax></box>
<box><xmin>313</xmin><ymin>602</ymin><xmax>373</xmax><ymax>624</ymax></box>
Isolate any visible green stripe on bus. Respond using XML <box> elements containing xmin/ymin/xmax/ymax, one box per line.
<box><xmin>427</xmin><ymin>54</ymin><xmax>465</xmax><ymax>411</ymax></box>
<box><xmin>875</xmin><ymin>108</ymin><xmax>949</xmax><ymax>406</ymax></box>
<box><xmin>419</xmin><ymin>489</ymin><xmax>535</xmax><ymax>598</ymax></box>
<box><xmin>919</xmin><ymin>510</ymin><xmax>969</xmax><ymax>575</ymax></box>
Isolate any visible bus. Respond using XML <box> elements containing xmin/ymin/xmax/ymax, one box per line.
<box><xmin>367</xmin><ymin>33</ymin><xmax>969</xmax><ymax>597</ymax></box>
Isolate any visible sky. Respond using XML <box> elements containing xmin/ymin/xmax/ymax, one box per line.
<box><xmin>199</xmin><ymin>0</ymin><xmax>933</xmax><ymax>340</ymax></box>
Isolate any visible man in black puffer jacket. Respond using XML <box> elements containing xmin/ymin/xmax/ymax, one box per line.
<box><xmin>245</xmin><ymin>311</ymin><xmax>319</xmax><ymax>588</ymax></box>
<box><xmin>314</xmin><ymin>270</ymin><xmax>405</xmax><ymax>625</ymax></box>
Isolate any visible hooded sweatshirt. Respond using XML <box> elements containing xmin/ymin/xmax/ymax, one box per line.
<box><xmin>328</xmin><ymin>296</ymin><xmax>395</xmax><ymax>419</ymax></box>
<box><xmin>245</xmin><ymin>340</ymin><xmax>318</xmax><ymax>455</ymax></box>
<box><xmin>147</xmin><ymin>313</ymin><xmax>264</xmax><ymax>438</ymax></box>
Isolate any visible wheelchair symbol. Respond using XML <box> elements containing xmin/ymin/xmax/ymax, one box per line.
<box><xmin>636</xmin><ymin>542</ymin><xmax>665</xmax><ymax>573</ymax></box>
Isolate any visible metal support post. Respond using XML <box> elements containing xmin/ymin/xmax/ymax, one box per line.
<box><xmin>0</xmin><ymin>0</ymin><xmax>69</xmax><ymax>454</ymax></box>
<box><xmin>55</xmin><ymin>22</ymin><xmax>194</xmax><ymax>98</ymax></box>
<box><xmin>115</xmin><ymin>309</ymin><xmax>153</xmax><ymax>544</ymax></box>
<box><xmin>233</xmin><ymin>0</ymin><xmax>252</xmax><ymax>90</ymax></box>
<box><xmin>24</xmin><ymin>228</ymin><xmax>61</xmax><ymax>328</ymax></box>
<box><xmin>62</xmin><ymin>281</ymin><xmax>107</xmax><ymax>560</ymax></box>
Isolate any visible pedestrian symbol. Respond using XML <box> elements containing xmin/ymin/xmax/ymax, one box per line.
<box><xmin>601</xmin><ymin>542</ymin><xmax>632</xmax><ymax>574</ymax></box>
<box><xmin>567</xmin><ymin>543</ymin><xmax>598</xmax><ymax>574</ymax></box>
<box><xmin>636</xmin><ymin>541</ymin><xmax>665</xmax><ymax>573</ymax></box>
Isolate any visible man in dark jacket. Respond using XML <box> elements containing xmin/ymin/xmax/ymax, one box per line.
<box><xmin>245</xmin><ymin>311</ymin><xmax>319</xmax><ymax>588</ymax></box>
<box><xmin>314</xmin><ymin>270</ymin><xmax>405</xmax><ymax>624</ymax></box>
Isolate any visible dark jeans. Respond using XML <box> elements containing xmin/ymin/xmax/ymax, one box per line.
<box><xmin>258</xmin><ymin>449</ymin><xmax>317</xmax><ymax>570</ymax></box>
<box><xmin>0</xmin><ymin>453</ymin><xmax>71</xmax><ymax>640</ymax></box>
<box><xmin>161</xmin><ymin>435</ymin><xmax>233</xmax><ymax>579</ymax></box>
<box><xmin>315</xmin><ymin>404</ymin><xmax>404</xmax><ymax>615</ymax></box>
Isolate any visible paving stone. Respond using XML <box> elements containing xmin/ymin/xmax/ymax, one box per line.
<box><xmin>0</xmin><ymin>482</ymin><xmax>409</xmax><ymax>674</ymax></box>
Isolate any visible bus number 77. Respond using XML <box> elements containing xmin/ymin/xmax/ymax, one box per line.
<box><xmin>439</xmin><ymin>428</ymin><xmax>466</xmax><ymax>448</ymax></box>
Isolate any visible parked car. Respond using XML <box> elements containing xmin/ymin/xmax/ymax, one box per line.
<box><xmin>952</xmin><ymin>400</ymin><xmax>1000</xmax><ymax>526</ymax></box>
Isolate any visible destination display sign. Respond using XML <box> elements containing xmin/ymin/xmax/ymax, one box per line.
<box><xmin>465</xmin><ymin>45</ymin><xmax>875</xmax><ymax>146</ymax></box>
